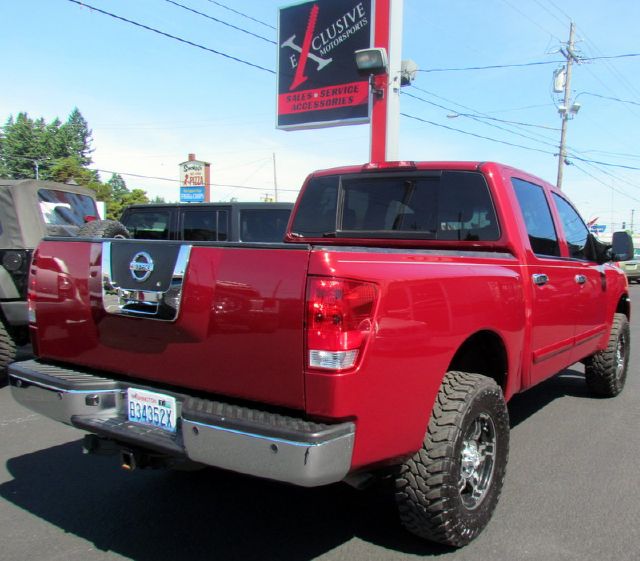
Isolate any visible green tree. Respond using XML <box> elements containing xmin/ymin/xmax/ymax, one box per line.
<box><xmin>60</xmin><ymin>107</ymin><xmax>93</xmax><ymax>166</ymax></box>
<box><xmin>1</xmin><ymin>113</ymin><xmax>38</xmax><ymax>178</ymax></box>
<box><xmin>49</xmin><ymin>156</ymin><xmax>110</xmax><ymax>201</ymax></box>
<box><xmin>0</xmin><ymin>108</ymin><xmax>152</xmax><ymax>216</ymax></box>
<box><xmin>107</xmin><ymin>188</ymin><xmax>149</xmax><ymax>220</ymax></box>
<box><xmin>107</xmin><ymin>173</ymin><xmax>128</xmax><ymax>199</ymax></box>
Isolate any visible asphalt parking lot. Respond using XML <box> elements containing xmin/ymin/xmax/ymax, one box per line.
<box><xmin>1</xmin><ymin>286</ymin><xmax>639</xmax><ymax>561</ymax></box>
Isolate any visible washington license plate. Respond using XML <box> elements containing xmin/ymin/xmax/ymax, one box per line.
<box><xmin>127</xmin><ymin>388</ymin><xmax>177</xmax><ymax>433</ymax></box>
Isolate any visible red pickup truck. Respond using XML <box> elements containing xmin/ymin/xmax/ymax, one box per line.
<box><xmin>9</xmin><ymin>161</ymin><xmax>633</xmax><ymax>547</ymax></box>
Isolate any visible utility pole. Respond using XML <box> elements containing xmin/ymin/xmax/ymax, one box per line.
<box><xmin>272</xmin><ymin>152</ymin><xmax>278</xmax><ymax>202</ymax></box>
<box><xmin>631</xmin><ymin>209</ymin><xmax>635</xmax><ymax>233</ymax></box>
<box><xmin>556</xmin><ymin>21</ymin><xmax>578</xmax><ymax>190</ymax></box>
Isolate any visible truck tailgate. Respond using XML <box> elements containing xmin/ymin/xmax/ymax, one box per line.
<box><xmin>31</xmin><ymin>240</ymin><xmax>310</xmax><ymax>409</ymax></box>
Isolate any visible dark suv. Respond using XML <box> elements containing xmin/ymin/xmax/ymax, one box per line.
<box><xmin>120</xmin><ymin>202</ymin><xmax>293</xmax><ymax>243</ymax></box>
<box><xmin>0</xmin><ymin>179</ymin><xmax>100</xmax><ymax>375</ymax></box>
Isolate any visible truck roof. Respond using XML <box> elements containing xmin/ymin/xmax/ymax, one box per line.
<box><xmin>124</xmin><ymin>202</ymin><xmax>294</xmax><ymax>210</ymax></box>
<box><xmin>309</xmin><ymin>161</ymin><xmax>555</xmax><ymax>191</ymax></box>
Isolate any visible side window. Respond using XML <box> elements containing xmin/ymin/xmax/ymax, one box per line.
<box><xmin>217</xmin><ymin>211</ymin><xmax>228</xmax><ymax>241</ymax></box>
<box><xmin>240</xmin><ymin>209</ymin><xmax>291</xmax><ymax>242</ymax></box>
<box><xmin>38</xmin><ymin>189</ymin><xmax>98</xmax><ymax>227</ymax></box>
<box><xmin>552</xmin><ymin>194</ymin><xmax>590</xmax><ymax>260</ymax></box>
<box><xmin>182</xmin><ymin>210</ymin><xmax>228</xmax><ymax>241</ymax></box>
<box><xmin>290</xmin><ymin>176</ymin><xmax>339</xmax><ymax>236</ymax></box>
<box><xmin>512</xmin><ymin>178</ymin><xmax>560</xmax><ymax>257</ymax></box>
<box><xmin>123</xmin><ymin>210</ymin><xmax>170</xmax><ymax>240</ymax></box>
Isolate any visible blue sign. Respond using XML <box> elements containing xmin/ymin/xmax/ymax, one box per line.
<box><xmin>589</xmin><ymin>224</ymin><xmax>606</xmax><ymax>233</ymax></box>
<box><xmin>180</xmin><ymin>186</ymin><xmax>205</xmax><ymax>203</ymax></box>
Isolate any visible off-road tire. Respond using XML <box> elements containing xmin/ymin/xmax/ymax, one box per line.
<box><xmin>0</xmin><ymin>321</ymin><xmax>17</xmax><ymax>380</ymax></box>
<box><xmin>78</xmin><ymin>219</ymin><xmax>130</xmax><ymax>239</ymax></box>
<box><xmin>395</xmin><ymin>371</ymin><xmax>509</xmax><ymax>547</ymax></box>
<box><xmin>584</xmin><ymin>313</ymin><xmax>630</xmax><ymax>398</ymax></box>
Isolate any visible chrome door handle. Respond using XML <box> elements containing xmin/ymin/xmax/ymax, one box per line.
<box><xmin>532</xmin><ymin>274</ymin><xmax>549</xmax><ymax>286</ymax></box>
<box><xmin>575</xmin><ymin>274</ymin><xmax>586</xmax><ymax>285</ymax></box>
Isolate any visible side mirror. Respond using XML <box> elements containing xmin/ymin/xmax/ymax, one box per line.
<box><xmin>611</xmin><ymin>231</ymin><xmax>634</xmax><ymax>262</ymax></box>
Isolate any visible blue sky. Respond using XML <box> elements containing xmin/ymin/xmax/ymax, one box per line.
<box><xmin>2</xmin><ymin>0</ymin><xmax>640</xmax><ymax>232</ymax></box>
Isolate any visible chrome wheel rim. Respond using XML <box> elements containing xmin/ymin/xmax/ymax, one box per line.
<box><xmin>459</xmin><ymin>412</ymin><xmax>496</xmax><ymax>510</ymax></box>
<box><xmin>615</xmin><ymin>331</ymin><xmax>627</xmax><ymax>380</ymax></box>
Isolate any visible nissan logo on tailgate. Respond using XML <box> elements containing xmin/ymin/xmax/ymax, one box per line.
<box><xmin>129</xmin><ymin>251</ymin><xmax>154</xmax><ymax>282</ymax></box>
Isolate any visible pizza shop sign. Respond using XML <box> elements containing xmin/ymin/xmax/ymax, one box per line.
<box><xmin>277</xmin><ymin>0</ymin><xmax>373</xmax><ymax>130</ymax></box>
<box><xmin>180</xmin><ymin>161</ymin><xmax>205</xmax><ymax>187</ymax></box>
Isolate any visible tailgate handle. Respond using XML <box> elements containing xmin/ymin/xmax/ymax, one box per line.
<box><xmin>102</xmin><ymin>243</ymin><xmax>192</xmax><ymax>321</ymax></box>
<box><xmin>532</xmin><ymin>273</ymin><xmax>549</xmax><ymax>286</ymax></box>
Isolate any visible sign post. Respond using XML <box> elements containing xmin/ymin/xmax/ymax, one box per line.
<box><xmin>369</xmin><ymin>0</ymin><xmax>403</xmax><ymax>163</ymax></box>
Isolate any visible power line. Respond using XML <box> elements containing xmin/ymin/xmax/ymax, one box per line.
<box><xmin>0</xmin><ymin>154</ymin><xmax>298</xmax><ymax>192</ymax></box>
<box><xmin>544</xmin><ymin>0</ymin><xmax>573</xmax><ymax>23</ymax></box>
<box><xmin>576</xmin><ymin>158</ymin><xmax>640</xmax><ymax>191</ymax></box>
<box><xmin>571</xmin><ymin>162</ymin><xmax>640</xmax><ymax>204</ymax></box>
<box><xmin>577</xmin><ymin>91</ymin><xmax>640</xmax><ymax>107</ymax></box>
<box><xmin>65</xmin><ymin>0</ymin><xmax>275</xmax><ymax>74</ymax></box>
<box><xmin>570</xmin><ymin>155</ymin><xmax>640</xmax><ymax>172</ymax></box>
<box><xmin>532</xmin><ymin>0</ymin><xmax>567</xmax><ymax>28</ymax></box>
<box><xmin>417</xmin><ymin>60</ymin><xmax>563</xmax><ymax>73</ymax></box>
<box><xmin>404</xmin><ymin>90</ymin><xmax>559</xmax><ymax>130</ymax></box>
<box><xmin>406</xmin><ymin>86</ymin><xmax>561</xmax><ymax>148</ymax></box>
<box><xmin>416</xmin><ymin>53</ymin><xmax>640</xmax><ymax>73</ymax></box>
<box><xmin>499</xmin><ymin>0</ymin><xmax>562</xmax><ymax>41</ymax></box>
<box><xmin>163</xmin><ymin>0</ymin><xmax>276</xmax><ymax>45</ymax></box>
<box><xmin>400</xmin><ymin>112</ymin><xmax>556</xmax><ymax>155</ymax></box>
<box><xmin>203</xmin><ymin>0</ymin><xmax>276</xmax><ymax>31</ymax></box>
<box><xmin>400</xmin><ymin>107</ymin><xmax>640</xmax><ymax>173</ymax></box>
<box><xmin>91</xmin><ymin>168</ymin><xmax>299</xmax><ymax>192</ymax></box>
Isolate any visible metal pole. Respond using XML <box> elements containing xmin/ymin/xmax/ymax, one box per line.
<box><xmin>272</xmin><ymin>152</ymin><xmax>278</xmax><ymax>202</ymax></box>
<box><xmin>369</xmin><ymin>0</ymin><xmax>403</xmax><ymax>163</ymax></box>
<box><xmin>557</xmin><ymin>21</ymin><xmax>576</xmax><ymax>190</ymax></box>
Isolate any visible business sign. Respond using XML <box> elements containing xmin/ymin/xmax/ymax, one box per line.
<box><xmin>180</xmin><ymin>160</ymin><xmax>206</xmax><ymax>188</ymax></box>
<box><xmin>277</xmin><ymin>0</ymin><xmax>373</xmax><ymax>130</ymax></box>
<box><xmin>180</xmin><ymin>186</ymin><xmax>205</xmax><ymax>202</ymax></box>
<box><xmin>590</xmin><ymin>224</ymin><xmax>606</xmax><ymax>234</ymax></box>
<box><xmin>179</xmin><ymin>157</ymin><xmax>209</xmax><ymax>202</ymax></box>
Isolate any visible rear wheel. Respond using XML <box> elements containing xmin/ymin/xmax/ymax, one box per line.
<box><xmin>584</xmin><ymin>313</ymin><xmax>629</xmax><ymax>397</ymax></box>
<box><xmin>0</xmin><ymin>321</ymin><xmax>17</xmax><ymax>381</ymax></box>
<box><xmin>394</xmin><ymin>371</ymin><xmax>509</xmax><ymax>547</ymax></box>
<box><xmin>78</xmin><ymin>219</ymin><xmax>129</xmax><ymax>239</ymax></box>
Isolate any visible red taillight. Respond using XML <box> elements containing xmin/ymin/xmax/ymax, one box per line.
<box><xmin>306</xmin><ymin>277</ymin><xmax>377</xmax><ymax>371</ymax></box>
<box><xmin>27</xmin><ymin>263</ymin><xmax>37</xmax><ymax>324</ymax></box>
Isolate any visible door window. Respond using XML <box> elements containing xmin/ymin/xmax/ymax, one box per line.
<box><xmin>552</xmin><ymin>193</ymin><xmax>590</xmax><ymax>260</ymax></box>
<box><xmin>512</xmin><ymin>178</ymin><xmax>560</xmax><ymax>257</ymax></box>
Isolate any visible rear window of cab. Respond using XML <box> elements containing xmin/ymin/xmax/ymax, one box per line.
<box><xmin>291</xmin><ymin>170</ymin><xmax>500</xmax><ymax>241</ymax></box>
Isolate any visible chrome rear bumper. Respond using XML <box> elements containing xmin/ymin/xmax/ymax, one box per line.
<box><xmin>9</xmin><ymin>359</ymin><xmax>355</xmax><ymax>487</ymax></box>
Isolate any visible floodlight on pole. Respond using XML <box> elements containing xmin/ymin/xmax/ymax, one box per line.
<box><xmin>355</xmin><ymin>48</ymin><xmax>388</xmax><ymax>76</ymax></box>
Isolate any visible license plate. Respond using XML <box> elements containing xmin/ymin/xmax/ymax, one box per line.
<box><xmin>127</xmin><ymin>388</ymin><xmax>177</xmax><ymax>433</ymax></box>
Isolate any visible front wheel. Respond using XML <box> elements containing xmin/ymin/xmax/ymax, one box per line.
<box><xmin>584</xmin><ymin>313</ymin><xmax>630</xmax><ymax>397</ymax></box>
<box><xmin>0</xmin><ymin>321</ymin><xmax>17</xmax><ymax>380</ymax></box>
<box><xmin>394</xmin><ymin>371</ymin><xmax>509</xmax><ymax>547</ymax></box>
